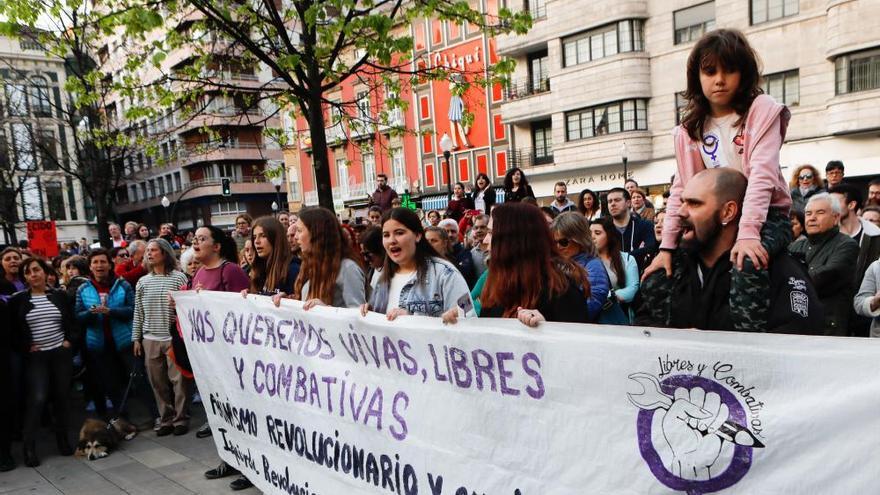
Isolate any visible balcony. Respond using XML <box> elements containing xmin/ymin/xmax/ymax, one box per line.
<box><xmin>508</xmin><ymin>147</ymin><xmax>554</xmax><ymax>169</ymax></box>
<box><xmin>180</xmin><ymin>142</ymin><xmax>283</xmax><ymax>166</ymax></box>
<box><xmin>116</xmin><ymin>175</ymin><xmax>277</xmax><ymax>213</ymax></box>
<box><xmin>503</xmin><ymin>76</ymin><xmax>550</xmax><ymax>101</ymax></box>
<box><xmin>175</xmin><ymin>110</ymin><xmax>276</xmax><ymax>134</ymax></box>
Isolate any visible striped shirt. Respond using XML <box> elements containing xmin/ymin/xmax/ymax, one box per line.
<box><xmin>26</xmin><ymin>295</ymin><xmax>64</xmax><ymax>351</ymax></box>
<box><xmin>133</xmin><ymin>270</ymin><xmax>188</xmax><ymax>342</ymax></box>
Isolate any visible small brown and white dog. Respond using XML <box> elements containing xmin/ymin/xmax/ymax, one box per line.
<box><xmin>75</xmin><ymin>418</ymin><xmax>138</xmax><ymax>460</ymax></box>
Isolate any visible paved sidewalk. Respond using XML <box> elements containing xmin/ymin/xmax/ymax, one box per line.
<box><xmin>0</xmin><ymin>408</ymin><xmax>260</xmax><ymax>494</ymax></box>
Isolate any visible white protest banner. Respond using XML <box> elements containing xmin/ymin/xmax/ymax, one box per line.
<box><xmin>173</xmin><ymin>290</ymin><xmax>880</xmax><ymax>494</ymax></box>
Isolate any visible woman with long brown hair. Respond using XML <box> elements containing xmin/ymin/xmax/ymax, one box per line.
<box><xmin>591</xmin><ymin>217</ymin><xmax>639</xmax><ymax>325</ymax></box>
<box><xmin>789</xmin><ymin>164</ymin><xmax>823</xmax><ymax>212</ymax></box>
<box><xmin>244</xmin><ymin>216</ymin><xmax>298</xmax><ymax>296</ymax></box>
<box><xmin>273</xmin><ymin>208</ymin><xmax>365</xmax><ymax>309</ymax></box>
<box><xmin>479</xmin><ymin>203</ymin><xmax>590</xmax><ymax>326</ymax></box>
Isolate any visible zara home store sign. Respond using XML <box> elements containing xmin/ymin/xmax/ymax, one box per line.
<box><xmin>529</xmin><ymin>158</ymin><xmax>676</xmax><ymax>199</ymax></box>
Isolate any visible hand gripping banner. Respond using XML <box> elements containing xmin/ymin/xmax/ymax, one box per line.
<box><xmin>172</xmin><ymin>291</ymin><xmax>880</xmax><ymax>494</ymax></box>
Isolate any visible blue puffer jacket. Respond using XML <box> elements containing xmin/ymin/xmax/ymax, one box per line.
<box><xmin>75</xmin><ymin>276</ymin><xmax>135</xmax><ymax>351</ymax></box>
<box><xmin>573</xmin><ymin>253</ymin><xmax>610</xmax><ymax>322</ymax></box>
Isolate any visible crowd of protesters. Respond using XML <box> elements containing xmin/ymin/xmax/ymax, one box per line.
<box><xmin>0</xmin><ymin>28</ymin><xmax>879</xmax><ymax>489</ymax></box>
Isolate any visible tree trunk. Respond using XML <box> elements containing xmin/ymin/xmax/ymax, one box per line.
<box><xmin>305</xmin><ymin>94</ymin><xmax>334</xmax><ymax>211</ymax></box>
<box><xmin>93</xmin><ymin>185</ymin><xmax>112</xmax><ymax>248</ymax></box>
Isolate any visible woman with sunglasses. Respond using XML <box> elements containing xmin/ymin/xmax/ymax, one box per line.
<box><xmin>591</xmin><ymin>217</ymin><xmax>639</xmax><ymax>325</ymax></box>
<box><xmin>789</xmin><ymin>164</ymin><xmax>824</xmax><ymax>213</ymax></box>
<box><xmin>479</xmin><ymin>203</ymin><xmax>590</xmax><ymax>327</ymax></box>
<box><xmin>550</xmin><ymin>212</ymin><xmax>610</xmax><ymax>322</ymax></box>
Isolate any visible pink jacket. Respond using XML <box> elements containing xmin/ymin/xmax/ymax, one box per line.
<box><xmin>661</xmin><ymin>95</ymin><xmax>792</xmax><ymax>249</ymax></box>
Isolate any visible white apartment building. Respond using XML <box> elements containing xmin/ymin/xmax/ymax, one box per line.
<box><xmin>497</xmin><ymin>0</ymin><xmax>880</xmax><ymax>202</ymax></box>
<box><xmin>0</xmin><ymin>33</ymin><xmax>95</xmax><ymax>243</ymax></box>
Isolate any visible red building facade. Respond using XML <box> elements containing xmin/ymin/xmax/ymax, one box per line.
<box><xmin>293</xmin><ymin>1</ymin><xmax>507</xmax><ymax>214</ymax></box>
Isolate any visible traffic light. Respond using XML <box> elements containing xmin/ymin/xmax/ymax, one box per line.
<box><xmin>221</xmin><ymin>177</ymin><xmax>232</xmax><ymax>197</ymax></box>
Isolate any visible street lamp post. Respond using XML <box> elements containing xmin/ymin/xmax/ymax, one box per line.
<box><xmin>620</xmin><ymin>142</ymin><xmax>629</xmax><ymax>184</ymax></box>
<box><xmin>271</xmin><ymin>201</ymin><xmax>279</xmax><ymax>213</ymax></box>
<box><xmin>270</xmin><ymin>175</ymin><xmax>284</xmax><ymax>213</ymax></box>
<box><xmin>439</xmin><ymin>133</ymin><xmax>454</xmax><ymax>204</ymax></box>
<box><xmin>160</xmin><ymin>195</ymin><xmax>170</xmax><ymax>224</ymax></box>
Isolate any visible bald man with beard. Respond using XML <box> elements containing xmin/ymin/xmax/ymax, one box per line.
<box><xmin>635</xmin><ymin>168</ymin><xmax>824</xmax><ymax>334</ymax></box>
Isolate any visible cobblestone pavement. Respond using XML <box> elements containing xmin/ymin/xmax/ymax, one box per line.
<box><xmin>0</xmin><ymin>399</ymin><xmax>260</xmax><ymax>495</ymax></box>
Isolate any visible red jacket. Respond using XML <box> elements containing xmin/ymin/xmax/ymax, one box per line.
<box><xmin>115</xmin><ymin>259</ymin><xmax>146</xmax><ymax>287</ymax></box>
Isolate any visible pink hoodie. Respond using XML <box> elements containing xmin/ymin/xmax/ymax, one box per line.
<box><xmin>661</xmin><ymin>94</ymin><xmax>793</xmax><ymax>249</ymax></box>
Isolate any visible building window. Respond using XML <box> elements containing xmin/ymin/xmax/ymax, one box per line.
<box><xmin>763</xmin><ymin>70</ymin><xmax>799</xmax><ymax>106</ymax></box>
<box><xmin>565</xmin><ymin>99</ymin><xmax>648</xmax><ymax>142</ymax></box>
<box><xmin>674</xmin><ymin>2</ymin><xmax>715</xmax><ymax>45</ymax></box>
<box><xmin>526</xmin><ymin>0</ymin><xmax>547</xmax><ymax>21</ymax></box>
<box><xmin>39</xmin><ymin>129</ymin><xmax>58</xmax><ymax>170</ymax></box>
<box><xmin>11</xmin><ymin>123</ymin><xmax>36</xmax><ymax>170</ymax></box>
<box><xmin>356</xmin><ymin>91</ymin><xmax>371</xmax><ymax>122</ymax></box>
<box><xmin>156</xmin><ymin>177</ymin><xmax>165</xmax><ymax>196</ymax></box>
<box><xmin>288</xmin><ymin>167</ymin><xmax>301</xmax><ymax>202</ymax></box>
<box><xmin>130</xmin><ymin>184</ymin><xmax>138</xmax><ymax>202</ymax></box>
<box><xmin>203</xmin><ymin>164</ymin><xmax>216</xmax><ymax>179</ymax></box>
<box><xmin>528</xmin><ymin>50</ymin><xmax>550</xmax><ymax>93</ymax></box>
<box><xmin>336</xmin><ymin>158</ymin><xmax>349</xmax><ymax>193</ymax></box>
<box><xmin>391</xmin><ymin>148</ymin><xmax>405</xmax><ymax>185</ymax></box>
<box><xmin>218</xmin><ymin>163</ymin><xmax>240</xmax><ymax>180</ymax></box>
<box><xmin>165</xmin><ymin>176</ymin><xmax>173</xmax><ymax>195</ymax></box>
<box><xmin>531</xmin><ymin>120</ymin><xmax>553</xmax><ymax>165</ymax></box>
<box><xmin>210</xmin><ymin>199</ymin><xmax>246</xmax><ymax>215</ymax></box>
<box><xmin>148</xmin><ymin>179</ymin><xmax>156</xmax><ymax>198</ymax></box>
<box><xmin>31</xmin><ymin>78</ymin><xmax>52</xmax><ymax>117</ymax></box>
<box><xmin>675</xmin><ymin>92</ymin><xmax>688</xmax><ymax>125</ymax></box>
<box><xmin>362</xmin><ymin>151</ymin><xmax>376</xmax><ymax>186</ymax></box>
<box><xmin>140</xmin><ymin>182</ymin><xmax>147</xmax><ymax>200</ymax></box>
<box><xmin>563</xmin><ymin>20</ymin><xmax>644</xmax><ymax>67</ymax></box>
<box><xmin>751</xmin><ymin>0</ymin><xmax>798</xmax><ymax>25</ymax></box>
<box><xmin>835</xmin><ymin>48</ymin><xmax>880</xmax><ymax>95</ymax></box>
<box><xmin>174</xmin><ymin>172</ymin><xmax>182</xmax><ymax>191</ymax></box>
<box><xmin>20</xmin><ymin>177</ymin><xmax>43</xmax><ymax>220</ymax></box>
<box><xmin>66</xmin><ymin>177</ymin><xmax>78</xmax><ymax>220</ymax></box>
<box><xmin>45</xmin><ymin>181</ymin><xmax>66</xmax><ymax>221</ymax></box>
<box><xmin>4</xmin><ymin>83</ymin><xmax>28</xmax><ymax>116</ymax></box>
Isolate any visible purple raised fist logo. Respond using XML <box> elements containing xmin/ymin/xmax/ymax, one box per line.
<box><xmin>628</xmin><ymin>372</ymin><xmax>764</xmax><ymax>494</ymax></box>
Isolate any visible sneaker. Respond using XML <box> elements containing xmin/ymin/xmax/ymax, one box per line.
<box><xmin>172</xmin><ymin>425</ymin><xmax>188</xmax><ymax>436</ymax></box>
<box><xmin>204</xmin><ymin>461</ymin><xmax>239</xmax><ymax>480</ymax></box>
<box><xmin>153</xmin><ymin>418</ymin><xmax>161</xmax><ymax>432</ymax></box>
<box><xmin>229</xmin><ymin>476</ymin><xmax>254</xmax><ymax>491</ymax></box>
<box><xmin>196</xmin><ymin>423</ymin><xmax>212</xmax><ymax>439</ymax></box>
<box><xmin>192</xmin><ymin>392</ymin><xmax>202</xmax><ymax>404</ymax></box>
<box><xmin>156</xmin><ymin>425</ymin><xmax>174</xmax><ymax>437</ymax></box>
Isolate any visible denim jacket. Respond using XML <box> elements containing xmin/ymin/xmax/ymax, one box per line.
<box><xmin>369</xmin><ymin>257</ymin><xmax>475</xmax><ymax>318</ymax></box>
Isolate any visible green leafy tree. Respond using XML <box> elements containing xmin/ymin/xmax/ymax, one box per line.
<box><xmin>115</xmin><ymin>0</ymin><xmax>532</xmax><ymax>209</ymax></box>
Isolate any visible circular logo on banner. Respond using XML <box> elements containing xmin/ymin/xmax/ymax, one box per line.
<box><xmin>628</xmin><ymin>373</ymin><xmax>765</xmax><ymax>494</ymax></box>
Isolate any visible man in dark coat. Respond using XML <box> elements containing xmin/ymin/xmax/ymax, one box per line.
<box><xmin>788</xmin><ymin>193</ymin><xmax>860</xmax><ymax>336</ymax></box>
<box><xmin>607</xmin><ymin>187</ymin><xmax>656</xmax><ymax>271</ymax></box>
<box><xmin>370</xmin><ymin>174</ymin><xmax>398</xmax><ymax>211</ymax></box>
<box><xmin>635</xmin><ymin>168</ymin><xmax>824</xmax><ymax>334</ymax></box>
